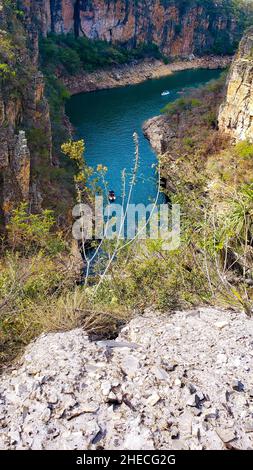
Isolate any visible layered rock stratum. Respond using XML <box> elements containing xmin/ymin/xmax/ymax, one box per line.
<box><xmin>0</xmin><ymin>308</ymin><xmax>253</xmax><ymax>450</ymax></box>
<box><xmin>21</xmin><ymin>0</ymin><xmax>243</xmax><ymax>57</ymax></box>
<box><xmin>218</xmin><ymin>27</ymin><xmax>253</xmax><ymax>142</ymax></box>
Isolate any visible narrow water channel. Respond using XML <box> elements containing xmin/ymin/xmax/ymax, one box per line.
<box><xmin>66</xmin><ymin>68</ymin><xmax>222</xmax><ymax>206</ymax></box>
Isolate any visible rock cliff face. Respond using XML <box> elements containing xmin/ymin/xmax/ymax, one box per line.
<box><xmin>1</xmin><ymin>308</ymin><xmax>253</xmax><ymax>450</ymax></box>
<box><xmin>0</xmin><ymin>1</ymin><xmax>52</xmax><ymax>225</ymax></box>
<box><xmin>218</xmin><ymin>27</ymin><xmax>253</xmax><ymax>142</ymax></box>
<box><xmin>20</xmin><ymin>0</ymin><xmax>242</xmax><ymax>57</ymax></box>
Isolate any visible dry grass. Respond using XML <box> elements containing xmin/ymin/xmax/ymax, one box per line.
<box><xmin>0</xmin><ymin>252</ymin><xmax>130</xmax><ymax>369</ymax></box>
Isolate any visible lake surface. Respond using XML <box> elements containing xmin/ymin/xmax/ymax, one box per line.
<box><xmin>66</xmin><ymin>68</ymin><xmax>222</xmax><ymax>206</ymax></box>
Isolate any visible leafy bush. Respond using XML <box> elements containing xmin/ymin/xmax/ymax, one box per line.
<box><xmin>234</xmin><ymin>141</ymin><xmax>253</xmax><ymax>160</ymax></box>
<box><xmin>162</xmin><ymin>97</ymin><xmax>201</xmax><ymax>115</ymax></box>
<box><xmin>6</xmin><ymin>203</ymin><xmax>65</xmax><ymax>255</ymax></box>
<box><xmin>203</xmin><ymin>111</ymin><xmax>218</xmax><ymax>128</ymax></box>
<box><xmin>0</xmin><ymin>63</ymin><xmax>15</xmax><ymax>79</ymax></box>
<box><xmin>58</xmin><ymin>47</ymin><xmax>82</xmax><ymax>74</ymax></box>
<box><xmin>39</xmin><ymin>34</ymin><xmax>165</xmax><ymax>75</ymax></box>
<box><xmin>183</xmin><ymin>136</ymin><xmax>195</xmax><ymax>148</ymax></box>
<box><xmin>0</xmin><ymin>32</ymin><xmax>16</xmax><ymax>80</ymax></box>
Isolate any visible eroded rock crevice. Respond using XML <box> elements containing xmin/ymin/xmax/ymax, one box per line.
<box><xmin>74</xmin><ymin>0</ymin><xmax>81</xmax><ymax>37</ymax></box>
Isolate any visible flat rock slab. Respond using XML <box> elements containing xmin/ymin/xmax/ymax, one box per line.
<box><xmin>0</xmin><ymin>307</ymin><xmax>253</xmax><ymax>450</ymax></box>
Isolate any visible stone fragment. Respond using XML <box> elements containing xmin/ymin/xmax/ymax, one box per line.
<box><xmin>217</xmin><ymin>353</ymin><xmax>228</xmax><ymax>364</ymax></box>
<box><xmin>187</xmin><ymin>395</ymin><xmax>197</xmax><ymax>407</ymax></box>
<box><xmin>121</xmin><ymin>356</ymin><xmax>140</xmax><ymax>377</ymax></box>
<box><xmin>67</xmin><ymin>404</ymin><xmax>99</xmax><ymax>420</ymax></box>
<box><xmin>178</xmin><ymin>412</ymin><xmax>192</xmax><ymax>435</ymax></box>
<box><xmin>40</xmin><ymin>407</ymin><xmax>51</xmax><ymax>423</ymax></box>
<box><xmin>108</xmin><ymin>391</ymin><xmax>117</xmax><ymax>401</ymax></box>
<box><xmin>187</xmin><ymin>392</ymin><xmax>205</xmax><ymax>409</ymax></box>
<box><xmin>62</xmin><ymin>384</ymin><xmax>73</xmax><ymax>394</ymax></box>
<box><xmin>195</xmin><ymin>392</ymin><xmax>205</xmax><ymax>403</ymax></box>
<box><xmin>188</xmin><ymin>384</ymin><xmax>197</xmax><ymax>395</ymax></box>
<box><xmin>232</xmin><ymin>380</ymin><xmax>245</xmax><ymax>392</ymax></box>
<box><xmin>244</xmin><ymin>422</ymin><xmax>253</xmax><ymax>433</ymax></box>
<box><xmin>8</xmin><ymin>430</ymin><xmax>21</xmax><ymax>445</ymax></box>
<box><xmin>146</xmin><ymin>393</ymin><xmax>161</xmax><ymax>407</ymax></box>
<box><xmin>192</xmin><ymin>408</ymin><xmax>202</xmax><ymax>417</ymax></box>
<box><xmin>170</xmin><ymin>426</ymin><xmax>179</xmax><ymax>439</ymax></box>
<box><xmin>174</xmin><ymin>378</ymin><xmax>182</xmax><ymax>387</ymax></box>
<box><xmin>192</xmin><ymin>422</ymin><xmax>201</xmax><ymax>439</ymax></box>
<box><xmin>216</xmin><ymin>428</ymin><xmax>237</xmax><ymax>443</ymax></box>
<box><xmin>214</xmin><ymin>321</ymin><xmax>229</xmax><ymax>330</ymax></box>
<box><xmin>204</xmin><ymin>409</ymin><xmax>219</xmax><ymax>421</ymax></box>
<box><xmin>46</xmin><ymin>392</ymin><xmax>58</xmax><ymax>404</ymax></box>
<box><xmin>101</xmin><ymin>382</ymin><xmax>111</xmax><ymax>396</ymax></box>
<box><xmin>162</xmin><ymin>361</ymin><xmax>178</xmax><ymax>372</ymax></box>
<box><xmin>151</xmin><ymin>366</ymin><xmax>170</xmax><ymax>381</ymax></box>
<box><xmin>172</xmin><ymin>439</ymin><xmax>189</xmax><ymax>450</ymax></box>
<box><xmin>97</xmin><ymin>340</ymin><xmax>140</xmax><ymax>350</ymax></box>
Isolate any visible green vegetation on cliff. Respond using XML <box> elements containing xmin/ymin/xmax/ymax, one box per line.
<box><xmin>39</xmin><ymin>34</ymin><xmax>165</xmax><ymax>75</ymax></box>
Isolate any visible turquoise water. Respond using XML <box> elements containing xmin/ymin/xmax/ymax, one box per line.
<box><xmin>66</xmin><ymin>68</ymin><xmax>222</xmax><ymax>206</ymax></box>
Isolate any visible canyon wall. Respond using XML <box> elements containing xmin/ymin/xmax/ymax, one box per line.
<box><xmin>218</xmin><ymin>27</ymin><xmax>253</xmax><ymax>142</ymax></box>
<box><xmin>0</xmin><ymin>0</ymin><xmax>52</xmax><ymax>225</ymax></box>
<box><xmin>20</xmin><ymin>0</ymin><xmax>243</xmax><ymax>57</ymax></box>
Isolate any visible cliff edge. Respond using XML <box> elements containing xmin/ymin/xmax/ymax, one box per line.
<box><xmin>218</xmin><ymin>27</ymin><xmax>253</xmax><ymax>142</ymax></box>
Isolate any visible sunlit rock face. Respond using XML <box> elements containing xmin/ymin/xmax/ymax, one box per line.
<box><xmin>0</xmin><ymin>0</ymin><xmax>52</xmax><ymax>223</ymax></box>
<box><xmin>20</xmin><ymin>0</ymin><xmax>242</xmax><ymax>57</ymax></box>
<box><xmin>219</xmin><ymin>27</ymin><xmax>253</xmax><ymax>143</ymax></box>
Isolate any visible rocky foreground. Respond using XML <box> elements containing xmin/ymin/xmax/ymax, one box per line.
<box><xmin>0</xmin><ymin>308</ymin><xmax>253</xmax><ymax>450</ymax></box>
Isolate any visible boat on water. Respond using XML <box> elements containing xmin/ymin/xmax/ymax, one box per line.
<box><xmin>161</xmin><ymin>90</ymin><xmax>170</xmax><ymax>96</ymax></box>
<box><xmin>108</xmin><ymin>190</ymin><xmax>116</xmax><ymax>202</ymax></box>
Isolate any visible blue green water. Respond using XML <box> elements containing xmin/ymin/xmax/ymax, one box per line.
<box><xmin>66</xmin><ymin>68</ymin><xmax>222</xmax><ymax>206</ymax></box>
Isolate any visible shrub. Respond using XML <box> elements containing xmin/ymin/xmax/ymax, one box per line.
<box><xmin>162</xmin><ymin>97</ymin><xmax>201</xmax><ymax>115</ymax></box>
<box><xmin>0</xmin><ymin>33</ymin><xmax>16</xmax><ymax>80</ymax></box>
<box><xmin>234</xmin><ymin>141</ymin><xmax>253</xmax><ymax>160</ymax></box>
<box><xmin>39</xmin><ymin>34</ymin><xmax>165</xmax><ymax>76</ymax></box>
<box><xmin>0</xmin><ymin>252</ymin><xmax>76</xmax><ymax>365</ymax></box>
<box><xmin>6</xmin><ymin>203</ymin><xmax>65</xmax><ymax>255</ymax></box>
<box><xmin>203</xmin><ymin>111</ymin><xmax>218</xmax><ymax>129</ymax></box>
<box><xmin>0</xmin><ymin>63</ymin><xmax>15</xmax><ymax>79</ymax></box>
<box><xmin>183</xmin><ymin>136</ymin><xmax>195</xmax><ymax>148</ymax></box>
<box><xmin>58</xmin><ymin>48</ymin><xmax>82</xmax><ymax>74</ymax></box>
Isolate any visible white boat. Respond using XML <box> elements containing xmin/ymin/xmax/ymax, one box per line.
<box><xmin>161</xmin><ymin>90</ymin><xmax>170</xmax><ymax>96</ymax></box>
